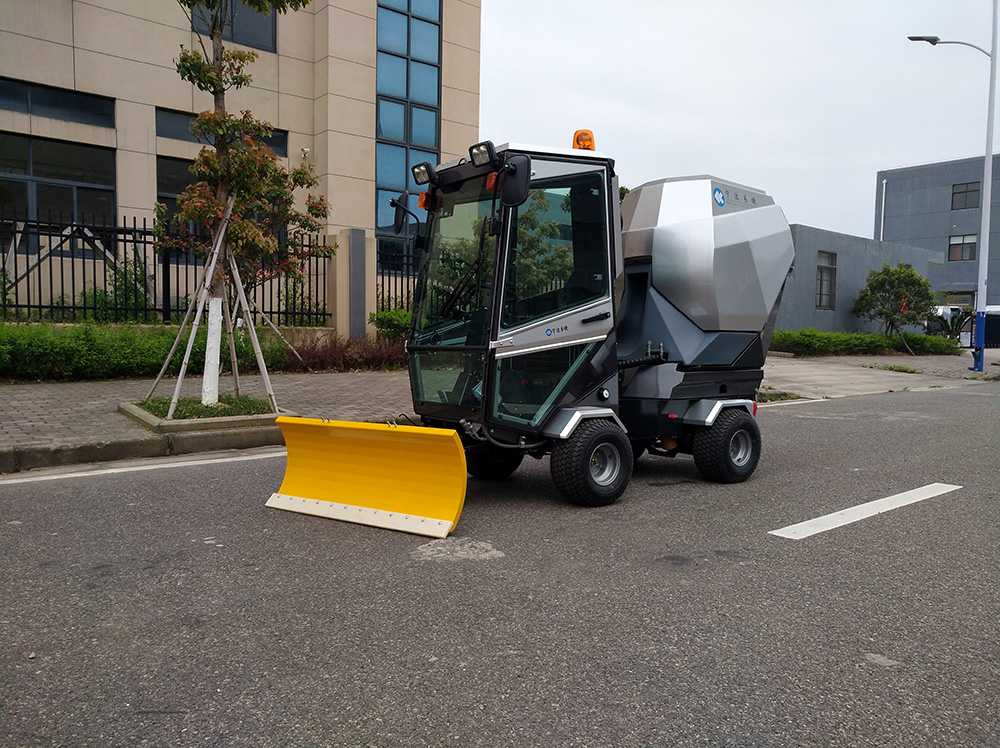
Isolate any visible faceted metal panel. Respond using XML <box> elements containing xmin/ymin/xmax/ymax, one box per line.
<box><xmin>621</xmin><ymin>177</ymin><xmax>793</xmax><ymax>332</ymax></box>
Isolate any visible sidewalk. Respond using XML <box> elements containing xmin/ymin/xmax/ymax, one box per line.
<box><xmin>2</xmin><ymin>350</ymin><xmax>997</xmax><ymax>474</ymax></box>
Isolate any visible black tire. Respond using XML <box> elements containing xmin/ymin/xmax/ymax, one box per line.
<box><xmin>551</xmin><ymin>419</ymin><xmax>633</xmax><ymax>507</ymax></box>
<box><xmin>692</xmin><ymin>408</ymin><xmax>761</xmax><ymax>483</ymax></box>
<box><xmin>466</xmin><ymin>448</ymin><xmax>524</xmax><ymax>480</ymax></box>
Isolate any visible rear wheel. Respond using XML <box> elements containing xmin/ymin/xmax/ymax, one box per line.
<box><xmin>692</xmin><ymin>408</ymin><xmax>761</xmax><ymax>483</ymax></box>
<box><xmin>466</xmin><ymin>448</ymin><xmax>524</xmax><ymax>480</ymax></box>
<box><xmin>551</xmin><ymin>419</ymin><xmax>633</xmax><ymax>507</ymax></box>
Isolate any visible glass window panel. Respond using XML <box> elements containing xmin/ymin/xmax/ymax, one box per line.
<box><xmin>0</xmin><ymin>78</ymin><xmax>29</xmax><ymax>114</ymax></box>
<box><xmin>262</xmin><ymin>129</ymin><xmax>287</xmax><ymax>158</ymax></box>
<box><xmin>377</xmin><ymin>8</ymin><xmax>408</xmax><ymax>55</ymax></box>
<box><xmin>76</xmin><ymin>187</ymin><xmax>115</xmax><ymax>222</ymax></box>
<box><xmin>410</xmin><ymin>106</ymin><xmax>437</xmax><ymax>147</ymax></box>
<box><xmin>376</xmin><ymin>143</ymin><xmax>407</xmax><ymax>190</ymax></box>
<box><xmin>30</xmin><ymin>85</ymin><xmax>114</xmax><ymax>128</ymax></box>
<box><xmin>410</xmin><ymin>18</ymin><xmax>439</xmax><ymax>63</ymax></box>
<box><xmin>232</xmin><ymin>0</ymin><xmax>276</xmax><ymax>52</ymax></box>
<box><xmin>157</xmin><ymin>156</ymin><xmax>195</xmax><ymax>195</ymax></box>
<box><xmin>376</xmin><ymin>53</ymin><xmax>407</xmax><ymax>98</ymax></box>
<box><xmin>379</xmin><ymin>0</ymin><xmax>408</xmax><ymax>10</ymax></box>
<box><xmin>408</xmin><ymin>148</ymin><xmax>438</xmax><ymax>192</ymax></box>
<box><xmin>36</xmin><ymin>183</ymin><xmax>75</xmax><ymax>221</ymax></box>
<box><xmin>0</xmin><ymin>178</ymin><xmax>29</xmax><ymax>218</ymax></box>
<box><xmin>32</xmin><ymin>139</ymin><xmax>114</xmax><ymax>186</ymax></box>
<box><xmin>377</xmin><ymin>189</ymin><xmax>401</xmax><ymax>233</ymax></box>
<box><xmin>409</xmin><ymin>61</ymin><xmax>439</xmax><ymax>106</ymax></box>
<box><xmin>0</xmin><ymin>133</ymin><xmax>30</xmax><ymax>175</ymax></box>
<box><xmin>378</xmin><ymin>99</ymin><xmax>406</xmax><ymax>141</ymax></box>
<box><xmin>411</xmin><ymin>0</ymin><xmax>440</xmax><ymax>22</ymax></box>
<box><xmin>155</xmin><ymin>109</ymin><xmax>198</xmax><ymax>142</ymax></box>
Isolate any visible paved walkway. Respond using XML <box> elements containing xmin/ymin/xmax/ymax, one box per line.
<box><xmin>2</xmin><ymin>349</ymin><xmax>997</xmax><ymax>474</ymax></box>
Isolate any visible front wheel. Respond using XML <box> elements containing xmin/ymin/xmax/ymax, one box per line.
<box><xmin>692</xmin><ymin>408</ymin><xmax>761</xmax><ymax>483</ymax></box>
<box><xmin>551</xmin><ymin>419</ymin><xmax>633</xmax><ymax>507</ymax></box>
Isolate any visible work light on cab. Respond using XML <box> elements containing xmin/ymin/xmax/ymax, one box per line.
<box><xmin>469</xmin><ymin>140</ymin><xmax>499</xmax><ymax>168</ymax></box>
<box><xmin>412</xmin><ymin>161</ymin><xmax>437</xmax><ymax>186</ymax></box>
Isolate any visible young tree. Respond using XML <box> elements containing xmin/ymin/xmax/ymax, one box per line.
<box><xmin>160</xmin><ymin>0</ymin><xmax>329</xmax><ymax>404</ymax></box>
<box><xmin>852</xmin><ymin>262</ymin><xmax>935</xmax><ymax>354</ymax></box>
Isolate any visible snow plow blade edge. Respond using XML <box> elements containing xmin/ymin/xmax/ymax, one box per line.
<box><xmin>267</xmin><ymin>416</ymin><xmax>467</xmax><ymax>538</ymax></box>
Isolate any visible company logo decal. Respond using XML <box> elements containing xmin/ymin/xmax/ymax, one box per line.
<box><xmin>713</xmin><ymin>188</ymin><xmax>725</xmax><ymax>207</ymax></box>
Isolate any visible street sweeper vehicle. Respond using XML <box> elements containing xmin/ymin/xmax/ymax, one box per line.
<box><xmin>268</xmin><ymin>133</ymin><xmax>795</xmax><ymax>537</ymax></box>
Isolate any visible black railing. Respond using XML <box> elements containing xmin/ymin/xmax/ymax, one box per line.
<box><xmin>1</xmin><ymin>214</ymin><xmax>328</xmax><ymax>326</ymax></box>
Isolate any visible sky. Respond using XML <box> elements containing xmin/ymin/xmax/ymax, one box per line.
<box><xmin>479</xmin><ymin>0</ymin><xmax>997</xmax><ymax>238</ymax></box>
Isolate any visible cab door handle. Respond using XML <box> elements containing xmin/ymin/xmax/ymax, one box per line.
<box><xmin>582</xmin><ymin>311</ymin><xmax>611</xmax><ymax>324</ymax></box>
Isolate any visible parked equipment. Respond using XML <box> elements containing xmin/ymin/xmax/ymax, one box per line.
<box><xmin>269</xmin><ymin>133</ymin><xmax>795</xmax><ymax>536</ymax></box>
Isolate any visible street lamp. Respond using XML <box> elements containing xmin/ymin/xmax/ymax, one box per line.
<box><xmin>909</xmin><ymin>3</ymin><xmax>998</xmax><ymax>372</ymax></box>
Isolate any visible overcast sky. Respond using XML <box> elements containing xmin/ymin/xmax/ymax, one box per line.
<box><xmin>479</xmin><ymin>0</ymin><xmax>996</xmax><ymax>238</ymax></box>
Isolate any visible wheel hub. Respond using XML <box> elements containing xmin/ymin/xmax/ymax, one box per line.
<box><xmin>729</xmin><ymin>430</ymin><xmax>753</xmax><ymax>467</ymax></box>
<box><xmin>589</xmin><ymin>444</ymin><xmax>621</xmax><ymax>486</ymax></box>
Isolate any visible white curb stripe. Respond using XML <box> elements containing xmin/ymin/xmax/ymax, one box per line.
<box><xmin>769</xmin><ymin>482</ymin><xmax>962</xmax><ymax>540</ymax></box>
<box><xmin>0</xmin><ymin>450</ymin><xmax>286</xmax><ymax>485</ymax></box>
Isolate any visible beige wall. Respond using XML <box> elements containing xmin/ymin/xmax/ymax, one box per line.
<box><xmin>0</xmin><ymin>0</ymin><xmax>480</xmax><ymax>334</ymax></box>
<box><xmin>0</xmin><ymin>0</ymin><xmax>480</xmax><ymax>230</ymax></box>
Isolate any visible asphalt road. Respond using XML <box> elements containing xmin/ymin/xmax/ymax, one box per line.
<box><xmin>2</xmin><ymin>385</ymin><xmax>998</xmax><ymax>747</ymax></box>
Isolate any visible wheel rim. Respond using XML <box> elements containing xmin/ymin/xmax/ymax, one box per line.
<box><xmin>729</xmin><ymin>429</ymin><xmax>753</xmax><ymax>467</ymax></box>
<box><xmin>589</xmin><ymin>443</ymin><xmax>621</xmax><ymax>486</ymax></box>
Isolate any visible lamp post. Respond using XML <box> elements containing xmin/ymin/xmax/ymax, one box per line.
<box><xmin>909</xmin><ymin>1</ymin><xmax>998</xmax><ymax>372</ymax></box>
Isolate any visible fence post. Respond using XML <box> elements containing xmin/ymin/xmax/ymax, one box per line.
<box><xmin>329</xmin><ymin>228</ymin><xmax>376</xmax><ymax>338</ymax></box>
<box><xmin>161</xmin><ymin>249</ymin><xmax>172</xmax><ymax>324</ymax></box>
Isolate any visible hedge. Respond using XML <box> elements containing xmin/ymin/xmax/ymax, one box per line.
<box><xmin>769</xmin><ymin>328</ymin><xmax>962</xmax><ymax>357</ymax></box>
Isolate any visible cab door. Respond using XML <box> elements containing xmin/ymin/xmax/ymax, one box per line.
<box><xmin>486</xmin><ymin>159</ymin><xmax>616</xmax><ymax>432</ymax></box>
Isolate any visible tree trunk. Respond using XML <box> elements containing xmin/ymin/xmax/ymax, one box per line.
<box><xmin>202</xmin><ymin>16</ymin><xmax>230</xmax><ymax>405</ymax></box>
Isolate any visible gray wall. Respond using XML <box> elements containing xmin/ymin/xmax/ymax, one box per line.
<box><xmin>874</xmin><ymin>156</ymin><xmax>999</xmax><ymax>305</ymax></box>
<box><xmin>773</xmin><ymin>225</ymin><xmax>945</xmax><ymax>333</ymax></box>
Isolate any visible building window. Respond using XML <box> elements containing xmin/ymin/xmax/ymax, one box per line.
<box><xmin>0</xmin><ymin>131</ymin><xmax>115</xmax><ymax>224</ymax></box>
<box><xmin>192</xmin><ymin>0</ymin><xmax>277</xmax><ymax>53</ymax></box>
<box><xmin>951</xmin><ymin>181</ymin><xmax>980</xmax><ymax>210</ymax></box>
<box><xmin>0</xmin><ymin>77</ymin><xmax>114</xmax><ymax>128</ymax></box>
<box><xmin>816</xmin><ymin>251</ymin><xmax>836</xmax><ymax>310</ymax></box>
<box><xmin>375</xmin><ymin>0</ymin><xmax>442</xmax><ymax>274</ymax></box>
<box><xmin>948</xmin><ymin>234</ymin><xmax>977</xmax><ymax>261</ymax></box>
<box><xmin>155</xmin><ymin>108</ymin><xmax>288</xmax><ymax>158</ymax></box>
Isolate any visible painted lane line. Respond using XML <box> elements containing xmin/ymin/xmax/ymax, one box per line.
<box><xmin>0</xmin><ymin>450</ymin><xmax>286</xmax><ymax>486</ymax></box>
<box><xmin>769</xmin><ymin>482</ymin><xmax>962</xmax><ymax>540</ymax></box>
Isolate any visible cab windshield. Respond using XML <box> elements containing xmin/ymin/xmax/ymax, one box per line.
<box><xmin>410</xmin><ymin>175</ymin><xmax>498</xmax><ymax>348</ymax></box>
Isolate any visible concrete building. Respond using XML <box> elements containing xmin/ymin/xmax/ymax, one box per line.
<box><xmin>874</xmin><ymin>155</ymin><xmax>1000</xmax><ymax>308</ymax></box>
<box><xmin>773</xmin><ymin>224</ymin><xmax>945</xmax><ymax>334</ymax></box>
<box><xmin>0</xmin><ymin>0</ymin><xmax>481</xmax><ymax>333</ymax></box>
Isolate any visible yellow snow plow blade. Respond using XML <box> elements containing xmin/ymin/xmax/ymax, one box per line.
<box><xmin>266</xmin><ymin>416</ymin><xmax>467</xmax><ymax>538</ymax></box>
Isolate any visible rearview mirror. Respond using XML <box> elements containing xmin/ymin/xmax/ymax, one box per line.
<box><xmin>500</xmin><ymin>154</ymin><xmax>531</xmax><ymax>208</ymax></box>
<box><xmin>390</xmin><ymin>192</ymin><xmax>409</xmax><ymax>235</ymax></box>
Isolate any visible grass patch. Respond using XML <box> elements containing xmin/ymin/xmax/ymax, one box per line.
<box><xmin>758</xmin><ymin>390</ymin><xmax>803</xmax><ymax>403</ymax></box>
<box><xmin>136</xmin><ymin>393</ymin><xmax>274</xmax><ymax>419</ymax></box>
<box><xmin>872</xmin><ymin>364</ymin><xmax>920</xmax><ymax>374</ymax></box>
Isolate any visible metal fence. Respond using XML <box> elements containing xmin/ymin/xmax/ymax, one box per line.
<box><xmin>1</xmin><ymin>214</ymin><xmax>328</xmax><ymax>326</ymax></box>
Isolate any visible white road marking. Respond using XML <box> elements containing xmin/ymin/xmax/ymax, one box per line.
<box><xmin>769</xmin><ymin>482</ymin><xmax>962</xmax><ymax>540</ymax></box>
<box><xmin>0</xmin><ymin>450</ymin><xmax>286</xmax><ymax>486</ymax></box>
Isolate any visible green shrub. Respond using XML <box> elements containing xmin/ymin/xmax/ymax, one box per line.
<box><xmin>368</xmin><ymin>308</ymin><xmax>411</xmax><ymax>341</ymax></box>
<box><xmin>770</xmin><ymin>328</ymin><xmax>962</xmax><ymax>357</ymax></box>
<box><xmin>0</xmin><ymin>322</ymin><xmax>407</xmax><ymax>380</ymax></box>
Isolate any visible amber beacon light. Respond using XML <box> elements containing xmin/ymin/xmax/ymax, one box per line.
<box><xmin>572</xmin><ymin>129</ymin><xmax>596</xmax><ymax>150</ymax></box>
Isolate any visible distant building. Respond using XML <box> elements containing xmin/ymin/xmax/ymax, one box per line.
<box><xmin>773</xmin><ymin>225</ymin><xmax>944</xmax><ymax>333</ymax></box>
<box><xmin>874</xmin><ymin>155</ymin><xmax>1000</xmax><ymax>308</ymax></box>
<box><xmin>0</xmin><ymin>0</ymin><xmax>481</xmax><ymax>331</ymax></box>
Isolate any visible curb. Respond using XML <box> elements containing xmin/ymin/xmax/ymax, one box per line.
<box><xmin>0</xmin><ymin>426</ymin><xmax>285</xmax><ymax>474</ymax></box>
